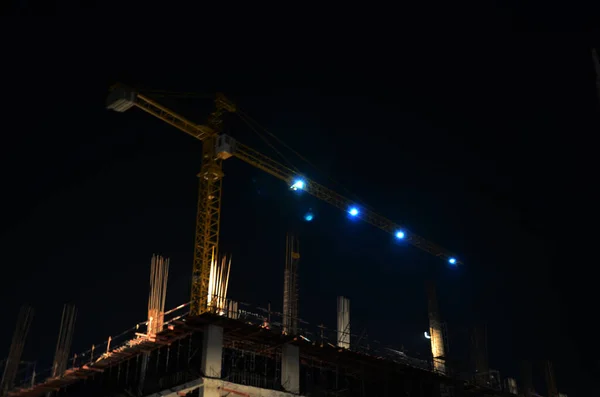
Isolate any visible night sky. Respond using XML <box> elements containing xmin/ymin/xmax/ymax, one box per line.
<box><xmin>1</xmin><ymin>22</ymin><xmax>599</xmax><ymax>396</ymax></box>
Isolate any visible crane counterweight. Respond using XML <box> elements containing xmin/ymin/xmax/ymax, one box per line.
<box><xmin>106</xmin><ymin>84</ymin><xmax>137</xmax><ymax>112</ymax></box>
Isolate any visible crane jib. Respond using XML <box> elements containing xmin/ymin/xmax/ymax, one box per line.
<box><xmin>106</xmin><ymin>83</ymin><xmax>462</xmax><ymax>315</ymax></box>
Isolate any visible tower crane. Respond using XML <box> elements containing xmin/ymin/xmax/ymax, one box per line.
<box><xmin>106</xmin><ymin>84</ymin><xmax>461</xmax><ymax>316</ymax></box>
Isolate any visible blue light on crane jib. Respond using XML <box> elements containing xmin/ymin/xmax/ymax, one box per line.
<box><xmin>448</xmin><ymin>257</ymin><xmax>457</xmax><ymax>265</ymax></box>
<box><xmin>348</xmin><ymin>207</ymin><xmax>359</xmax><ymax>217</ymax></box>
<box><xmin>304</xmin><ymin>212</ymin><xmax>314</xmax><ymax>221</ymax></box>
<box><xmin>395</xmin><ymin>231</ymin><xmax>405</xmax><ymax>239</ymax></box>
<box><xmin>290</xmin><ymin>179</ymin><xmax>305</xmax><ymax>191</ymax></box>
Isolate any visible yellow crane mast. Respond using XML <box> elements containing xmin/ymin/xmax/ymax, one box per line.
<box><xmin>106</xmin><ymin>84</ymin><xmax>460</xmax><ymax>316</ymax></box>
<box><xmin>107</xmin><ymin>85</ymin><xmax>235</xmax><ymax>316</ymax></box>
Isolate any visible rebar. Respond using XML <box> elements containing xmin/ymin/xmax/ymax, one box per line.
<box><xmin>148</xmin><ymin>255</ymin><xmax>169</xmax><ymax>336</ymax></box>
<box><xmin>1</xmin><ymin>305</ymin><xmax>34</xmax><ymax>395</ymax></box>
<box><xmin>283</xmin><ymin>233</ymin><xmax>299</xmax><ymax>335</ymax></box>
<box><xmin>207</xmin><ymin>248</ymin><xmax>231</xmax><ymax>314</ymax></box>
<box><xmin>51</xmin><ymin>304</ymin><xmax>77</xmax><ymax>378</ymax></box>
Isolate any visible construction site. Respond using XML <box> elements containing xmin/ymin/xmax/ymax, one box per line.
<box><xmin>0</xmin><ymin>85</ymin><xmax>570</xmax><ymax>397</ymax></box>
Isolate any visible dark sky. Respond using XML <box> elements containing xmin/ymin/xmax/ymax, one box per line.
<box><xmin>1</xmin><ymin>19</ymin><xmax>599</xmax><ymax>397</ymax></box>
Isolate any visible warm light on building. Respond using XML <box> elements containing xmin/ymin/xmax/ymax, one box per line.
<box><xmin>429</xmin><ymin>326</ymin><xmax>446</xmax><ymax>374</ymax></box>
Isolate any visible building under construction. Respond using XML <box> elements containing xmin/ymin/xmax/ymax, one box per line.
<box><xmin>1</xmin><ymin>85</ymin><xmax>570</xmax><ymax>397</ymax></box>
<box><xmin>0</xmin><ymin>256</ymin><xmax>564</xmax><ymax>397</ymax></box>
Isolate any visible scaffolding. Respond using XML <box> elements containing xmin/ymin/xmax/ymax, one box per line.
<box><xmin>3</xmin><ymin>295</ymin><xmax>526</xmax><ymax>397</ymax></box>
<box><xmin>473</xmin><ymin>369</ymin><xmax>502</xmax><ymax>391</ymax></box>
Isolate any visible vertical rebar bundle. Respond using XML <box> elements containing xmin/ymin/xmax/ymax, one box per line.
<box><xmin>51</xmin><ymin>304</ymin><xmax>77</xmax><ymax>379</ymax></box>
<box><xmin>147</xmin><ymin>255</ymin><xmax>169</xmax><ymax>337</ymax></box>
<box><xmin>521</xmin><ymin>360</ymin><xmax>533</xmax><ymax>397</ymax></box>
<box><xmin>283</xmin><ymin>233</ymin><xmax>300</xmax><ymax>335</ymax></box>
<box><xmin>471</xmin><ymin>324</ymin><xmax>488</xmax><ymax>374</ymax></box>
<box><xmin>426</xmin><ymin>281</ymin><xmax>446</xmax><ymax>374</ymax></box>
<box><xmin>544</xmin><ymin>360</ymin><xmax>558</xmax><ymax>397</ymax></box>
<box><xmin>1</xmin><ymin>306</ymin><xmax>34</xmax><ymax>395</ymax></box>
<box><xmin>207</xmin><ymin>248</ymin><xmax>231</xmax><ymax>315</ymax></box>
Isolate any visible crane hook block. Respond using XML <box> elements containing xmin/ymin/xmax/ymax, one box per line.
<box><xmin>107</xmin><ymin>84</ymin><xmax>138</xmax><ymax>113</ymax></box>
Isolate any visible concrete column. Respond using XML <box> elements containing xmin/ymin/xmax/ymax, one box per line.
<box><xmin>337</xmin><ymin>296</ymin><xmax>350</xmax><ymax>349</ymax></box>
<box><xmin>201</xmin><ymin>324</ymin><xmax>223</xmax><ymax>378</ymax></box>
<box><xmin>506</xmin><ymin>378</ymin><xmax>518</xmax><ymax>395</ymax></box>
<box><xmin>281</xmin><ymin>343</ymin><xmax>300</xmax><ymax>394</ymax></box>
